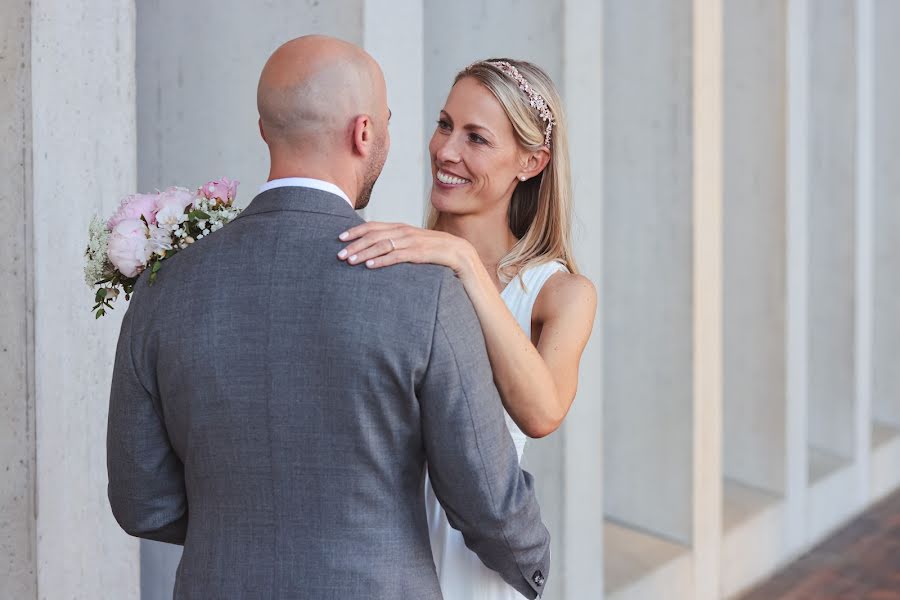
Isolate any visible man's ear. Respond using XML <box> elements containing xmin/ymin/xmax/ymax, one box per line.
<box><xmin>258</xmin><ymin>118</ymin><xmax>268</xmax><ymax>144</ymax></box>
<box><xmin>351</xmin><ymin>114</ymin><xmax>372</xmax><ymax>157</ymax></box>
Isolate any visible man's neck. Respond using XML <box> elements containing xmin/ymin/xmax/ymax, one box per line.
<box><xmin>268</xmin><ymin>162</ymin><xmax>358</xmax><ymax>208</ymax></box>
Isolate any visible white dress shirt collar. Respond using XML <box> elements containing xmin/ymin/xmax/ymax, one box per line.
<box><xmin>259</xmin><ymin>177</ymin><xmax>354</xmax><ymax>209</ymax></box>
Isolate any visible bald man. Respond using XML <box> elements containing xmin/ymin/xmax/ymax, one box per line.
<box><xmin>107</xmin><ymin>36</ymin><xmax>551</xmax><ymax>599</ymax></box>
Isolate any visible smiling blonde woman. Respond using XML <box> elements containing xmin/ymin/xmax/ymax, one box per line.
<box><xmin>337</xmin><ymin>58</ymin><xmax>597</xmax><ymax>599</ymax></box>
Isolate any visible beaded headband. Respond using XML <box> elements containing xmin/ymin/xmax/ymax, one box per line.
<box><xmin>485</xmin><ymin>60</ymin><xmax>555</xmax><ymax>147</ymax></box>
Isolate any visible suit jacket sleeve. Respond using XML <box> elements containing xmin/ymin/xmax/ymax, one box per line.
<box><xmin>107</xmin><ymin>302</ymin><xmax>188</xmax><ymax>545</ymax></box>
<box><xmin>418</xmin><ymin>271</ymin><xmax>551</xmax><ymax>599</ymax></box>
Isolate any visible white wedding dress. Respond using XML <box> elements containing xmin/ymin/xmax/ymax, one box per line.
<box><xmin>424</xmin><ymin>260</ymin><xmax>567</xmax><ymax>600</ymax></box>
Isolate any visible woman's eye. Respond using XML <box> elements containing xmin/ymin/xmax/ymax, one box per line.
<box><xmin>469</xmin><ymin>133</ymin><xmax>487</xmax><ymax>144</ymax></box>
<box><xmin>436</xmin><ymin>119</ymin><xmax>451</xmax><ymax>130</ymax></box>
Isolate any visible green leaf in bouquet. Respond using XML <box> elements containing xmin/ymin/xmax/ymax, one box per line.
<box><xmin>95</xmin><ymin>288</ymin><xmax>107</xmax><ymax>303</ymax></box>
<box><xmin>95</xmin><ymin>308</ymin><xmax>105</xmax><ymax>319</ymax></box>
<box><xmin>188</xmin><ymin>210</ymin><xmax>210</xmax><ymax>221</ymax></box>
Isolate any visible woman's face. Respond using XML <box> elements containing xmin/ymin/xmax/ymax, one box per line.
<box><xmin>428</xmin><ymin>77</ymin><xmax>528</xmax><ymax>219</ymax></box>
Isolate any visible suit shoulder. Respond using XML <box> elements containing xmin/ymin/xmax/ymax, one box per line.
<box><xmin>378</xmin><ymin>262</ymin><xmax>456</xmax><ymax>294</ymax></box>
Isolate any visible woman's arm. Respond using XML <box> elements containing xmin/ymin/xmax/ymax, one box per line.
<box><xmin>458</xmin><ymin>251</ymin><xmax>597</xmax><ymax>437</ymax></box>
<box><xmin>337</xmin><ymin>222</ymin><xmax>598</xmax><ymax>438</ymax></box>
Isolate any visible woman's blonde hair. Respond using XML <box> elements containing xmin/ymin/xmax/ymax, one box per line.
<box><xmin>426</xmin><ymin>58</ymin><xmax>579</xmax><ymax>283</ymax></box>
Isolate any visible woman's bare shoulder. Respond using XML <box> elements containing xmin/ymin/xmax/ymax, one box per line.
<box><xmin>533</xmin><ymin>271</ymin><xmax>597</xmax><ymax>324</ymax></box>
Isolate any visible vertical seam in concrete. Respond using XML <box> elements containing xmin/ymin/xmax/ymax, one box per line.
<box><xmin>23</xmin><ymin>0</ymin><xmax>38</xmax><ymax>593</ymax></box>
<box><xmin>854</xmin><ymin>0</ymin><xmax>874</xmax><ymax>508</ymax></box>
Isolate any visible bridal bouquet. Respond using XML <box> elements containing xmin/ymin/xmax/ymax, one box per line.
<box><xmin>85</xmin><ymin>178</ymin><xmax>240</xmax><ymax>318</ymax></box>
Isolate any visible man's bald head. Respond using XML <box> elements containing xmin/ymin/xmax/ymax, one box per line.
<box><xmin>257</xmin><ymin>35</ymin><xmax>387</xmax><ymax>147</ymax></box>
<box><xmin>257</xmin><ymin>35</ymin><xmax>390</xmax><ymax>209</ymax></box>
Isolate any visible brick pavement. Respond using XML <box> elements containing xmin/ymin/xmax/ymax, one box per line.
<box><xmin>740</xmin><ymin>488</ymin><xmax>900</xmax><ymax>600</ymax></box>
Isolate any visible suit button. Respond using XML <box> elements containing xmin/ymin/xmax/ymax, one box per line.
<box><xmin>532</xmin><ymin>570</ymin><xmax>545</xmax><ymax>586</ymax></box>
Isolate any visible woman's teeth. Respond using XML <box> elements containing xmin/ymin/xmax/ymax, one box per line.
<box><xmin>437</xmin><ymin>170</ymin><xmax>470</xmax><ymax>185</ymax></box>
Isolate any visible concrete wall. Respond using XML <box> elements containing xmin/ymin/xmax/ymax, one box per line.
<box><xmin>872</xmin><ymin>0</ymin><xmax>900</xmax><ymax>428</ymax></box>
<box><xmin>807</xmin><ymin>1</ymin><xmax>857</xmax><ymax>462</ymax></box>
<box><xmin>362</xmin><ymin>0</ymin><xmax>425</xmax><ymax>226</ymax></box>
<box><xmin>31</xmin><ymin>0</ymin><xmax>140</xmax><ymax>596</ymax></box>
<box><xmin>723</xmin><ymin>0</ymin><xmax>787</xmax><ymax>496</ymax></box>
<box><xmin>602</xmin><ymin>0</ymin><xmax>694</xmax><ymax>545</ymax></box>
<box><xmin>136</xmin><ymin>0</ymin><xmax>362</xmax><ymax>197</ymax></box>
<box><xmin>0</xmin><ymin>2</ymin><xmax>35</xmax><ymax>596</ymax></box>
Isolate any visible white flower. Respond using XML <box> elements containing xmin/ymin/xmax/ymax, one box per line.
<box><xmin>84</xmin><ymin>216</ymin><xmax>111</xmax><ymax>286</ymax></box>
<box><xmin>157</xmin><ymin>206</ymin><xmax>188</xmax><ymax>230</ymax></box>
<box><xmin>147</xmin><ymin>225</ymin><xmax>173</xmax><ymax>258</ymax></box>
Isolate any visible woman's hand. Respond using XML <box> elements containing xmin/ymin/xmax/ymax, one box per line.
<box><xmin>336</xmin><ymin>222</ymin><xmax>477</xmax><ymax>278</ymax></box>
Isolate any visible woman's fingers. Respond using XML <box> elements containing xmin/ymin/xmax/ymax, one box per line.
<box><xmin>365</xmin><ymin>250</ymin><xmax>417</xmax><ymax>269</ymax></box>
<box><xmin>338</xmin><ymin>230</ymin><xmax>398</xmax><ymax>260</ymax></box>
<box><xmin>338</xmin><ymin>221</ymin><xmax>399</xmax><ymax>242</ymax></box>
<box><xmin>345</xmin><ymin>237</ymin><xmax>402</xmax><ymax>265</ymax></box>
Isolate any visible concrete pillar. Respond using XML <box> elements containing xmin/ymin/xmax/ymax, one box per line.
<box><xmin>0</xmin><ymin>1</ymin><xmax>36</xmax><ymax>597</ymax></box>
<box><xmin>603</xmin><ymin>0</ymin><xmax>694</xmax><ymax>546</ymax></box>
<box><xmin>135</xmin><ymin>3</ymin><xmax>364</xmax><ymax>596</ymax></box>
<box><xmin>691</xmin><ymin>1</ymin><xmax>724</xmax><ymax>598</ymax></box>
<box><xmin>872</xmin><ymin>0</ymin><xmax>900</xmax><ymax>429</ymax></box>
<box><xmin>0</xmin><ymin>0</ymin><xmax>139</xmax><ymax>597</ymax></box>
<box><xmin>561</xmin><ymin>2</ymin><xmax>604</xmax><ymax>597</ymax></box>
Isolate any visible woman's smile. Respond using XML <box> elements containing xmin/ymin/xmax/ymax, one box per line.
<box><xmin>435</xmin><ymin>168</ymin><xmax>472</xmax><ymax>188</ymax></box>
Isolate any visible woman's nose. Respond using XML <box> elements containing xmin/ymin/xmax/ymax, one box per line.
<box><xmin>435</xmin><ymin>134</ymin><xmax>462</xmax><ymax>164</ymax></box>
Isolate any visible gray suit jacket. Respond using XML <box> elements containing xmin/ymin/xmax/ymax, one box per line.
<box><xmin>107</xmin><ymin>186</ymin><xmax>551</xmax><ymax>599</ymax></box>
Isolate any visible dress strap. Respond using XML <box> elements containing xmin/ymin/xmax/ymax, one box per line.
<box><xmin>519</xmin><ymin>260</ymin><xmax>567</xmax><ymax>295</ymax></box>
<box><xmin>501</xmin><ymin>260</ymin><xmax>569</xmax><ymax>339</ymax></box>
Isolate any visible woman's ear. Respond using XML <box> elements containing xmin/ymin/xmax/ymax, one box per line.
<box><xmin>517</xmin><ymin>146</ymin><xmax>551</xmax><ymax>182</ymax></box>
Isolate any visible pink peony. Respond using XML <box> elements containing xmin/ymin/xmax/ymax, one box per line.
<box><xmin>107</xmin><ymin>219</ymin><xmax>151</xmax><ymax>278</ymax></box>
<box><xmin>107</xmin><ymin>192</ymin><xmax>159</xmax><ymax>229</ymax></box>
<box><xmin>200</xmin><ymin>177</ymin><xmax>239</xmax><ymax>205</ymax></box>
<box><xmin>155</xmin><ymin>186</ymin><xmax>196</xmax><ymax>230</ymax></box>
